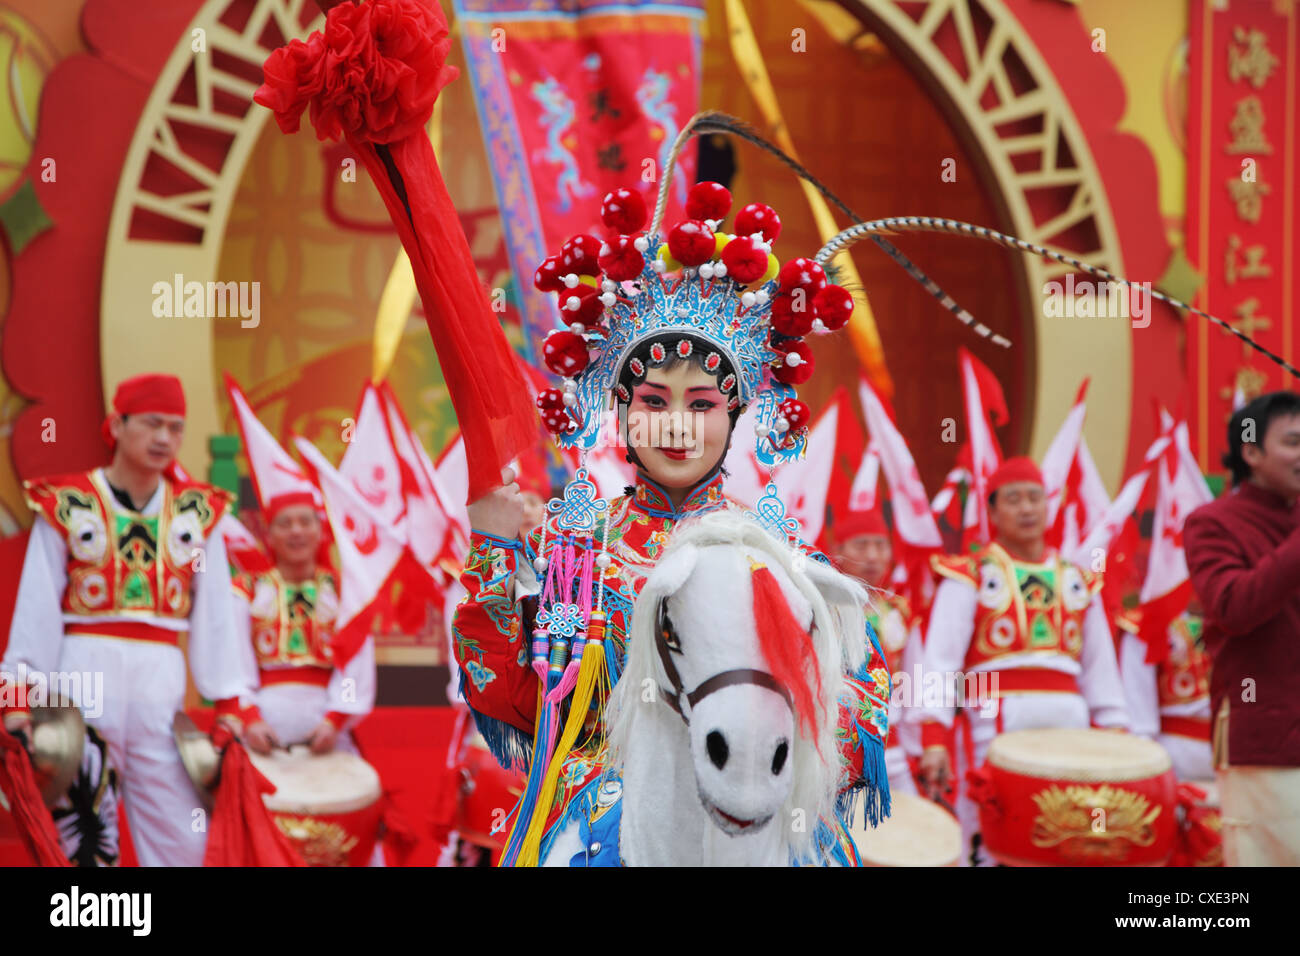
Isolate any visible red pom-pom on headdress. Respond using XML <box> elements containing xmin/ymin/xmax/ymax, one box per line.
<box><xmin>599</xmin><ymin>235</ymin><xmax>645</xmax><ymax>282</ymax></box>
<box><xmin>770</xmin><ymin>291</ymin><xmax>816</xmax><ymax>337</ymax></box>
<box><xmin>534</xmin><ymin>255</ymin><xmax>566</xmax><ymax>292</ymax></box>
<box><xmin>721</xmin><ymin>235</ymin><xmax>769</xmax><ymax>284</ymax></box>
<box><xmin>685</xmin><ymin>181</ymin><xmax>732</xmax><ymax>222</ymax></box>
<box><xmin>778</xmin><ymin>257</ymin><xmax>827</xmax><ymax>294</ymax></box>
<box><xmin>734</xmin><ymin>203</ymin><xmax>781</xmax><ymax>242</ymax></box>
<box><xmin>772</xmin><ymin>339</ymin><xmax>815</xmax><ymax>385</ymax></box>
<box><xmin>561</xmin><ymin>234</ymin><xmax>603</xmax><ymax>277</ymax></box>
<box><xmin>667</xmin><ymin>220</ymin><xmax>716</xmax><ymax>268</ymax></box>
<box><xmin>557</xmin><ymin>285</ymin><xmax>605</xmax><ymax>328</ymax></box>
<box><xmin>813</xmin><ymin>285</ymin><xmax>854</xmax><ymax>331</ymax></box>
<box><xmin>601</xmin><ymin>188</ymin><xmax>647</xmax><ymax>234</ymax></box>
<box><xmin>543</xmin><ymin>330</ymin><xmax>590</xmax><ymax>376</ymax></box>
<box><xmin>778</xmin><ymin>398</ymin><xmax>811</xmax><ymax>431</ymax></box>
<box><xmin>536</xmin><ymin>388</ymin><xmax>565</xmax><ymax>412</ymax></box>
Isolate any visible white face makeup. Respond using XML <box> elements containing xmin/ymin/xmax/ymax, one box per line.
<box><xmin>625</xmin><ymin>362</ymin><xmax>732</xmax><ymax>492</ymax></box>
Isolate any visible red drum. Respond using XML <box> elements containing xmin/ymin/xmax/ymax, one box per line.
<box><xmin>1171</xmin><ymin>779</ymin><xmax>1223</xmax><ymax>867</ymax></box>
<box><xmin>455</xmin><ymin>734</ymin><xmax>524</xmax><ymax>856</ymax></box>
<box><xmin>250</xmin><ymin>747</ymin><xmax>382</xmax><ymax>867</ymax></box>
<box><xmin>849</xmin><ymin>794</ymin><xmax>961</xmax><ymax>867</ymax></box>
<box><xmin>970</xmin><ymin>729</ymin><xmax>1179</xmax><ymax>866</ymax></box>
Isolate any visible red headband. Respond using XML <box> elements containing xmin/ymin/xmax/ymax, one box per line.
<box><xmin>101</xmin><ymin>374</ymin><xmax>186</xmax><ymax>449</ymax></box>
<box><xmin>264</xmin><ymin>490</ymin><xmax>320</xmax><ymax>524</ymax></box>
<box><xmin>989</xmin><ymin>456</ymin><xmax>1043</xmax><ymax>494</ymax></box>
<box><xmin>833</xmin><ymin>508</ymin><xmax>889</xmax><ymax>542</ymax></box>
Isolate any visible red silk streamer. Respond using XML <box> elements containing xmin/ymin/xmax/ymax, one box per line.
<box><xmin>750</xmin><ymin>564</ymin><xmax>821</xmax><ymax>740</ymax></box>
<box><xmin>203</xmin><ymin>739</ymin><xmax>306</xmax><ymax>867</ymax></box>
<box><xmin>0</xmin><ymin>727</ymin><xmax>70</xmax><ymax>867</ymax></box>
<box><xmin>255</xmin><ymin>0</ymin><xmax>536</xmax><ymax>504</ymax></box>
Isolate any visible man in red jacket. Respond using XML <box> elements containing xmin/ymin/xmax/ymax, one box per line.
<box><xmin>1185</xmin><ymin>390</ymin><xmax>1300</xmax><ymax>866</ymax></box>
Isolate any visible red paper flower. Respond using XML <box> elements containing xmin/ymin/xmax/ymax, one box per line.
<box><xmin>255</xmin><ymin>0</ymin><xmax>459</xmax><ymax>145</ymax></box>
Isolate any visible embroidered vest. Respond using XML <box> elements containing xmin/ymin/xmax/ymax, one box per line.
<box><xmin>1157</xmin><ymin>614</ymin><xmax>1211</xmax><ymax>711</ymax></box>
<box><xmin>25</xmin><ymin>470</ymin><xmax>228</xmax><ymax>620</ymax></box>
<box><xmin>867</xmin><ymin>590</ymin><xmax>912</xmax><ymax>675</ymax></box>
<box><xmin>932</xmin><ymin>543</ymin><xmax>1100</xmax><ymax>670</ymax></box>
<box><xmin>234</xmin><ymin>567</ymin><xmax>340</xmax><ymax>671</ymax></box>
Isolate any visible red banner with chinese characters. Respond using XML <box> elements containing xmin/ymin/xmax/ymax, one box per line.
<box><xmin>453</xmin><ymin>0</ymin><xmax>704</xmax><ymax>363</ymax></box>
<box><xmin>1187</xmin><ymin>0</ymin><xmax>1298</xmax><ymax>473</ymax></box>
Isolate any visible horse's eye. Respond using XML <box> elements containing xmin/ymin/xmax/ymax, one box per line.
<box><xmin>659</xmin><ymin>606</ymin><xmax>682</xmax><ymax>653</ymax></box>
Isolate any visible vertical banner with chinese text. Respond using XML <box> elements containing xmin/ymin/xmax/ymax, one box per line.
<box><xmin>1187</xmin><ymin>0</ymin><xmax>1298</xmax><ymax>472</ymax></box>
<box><xmin>453</xmin><ymin>0</ymin><xmax>705</xmax><ymax>362</ymax></box>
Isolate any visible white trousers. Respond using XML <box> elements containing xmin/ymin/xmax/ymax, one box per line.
<box><xmin>953</xmin><ymin>691</ymin><xmax>1091</xmax><ymax>867</ymax></box>
<box><xmin>254</xmin><ymin>683</ymin><xmax>358</xmax><ymax>755</ymax></box>
<box><xmin>1159</xmin><ymin>732</ymin><xmax>1214</xmax><ymax>783</ymax></box>
<box><xmin>885</xmin><ymin>744</ymin><xmax>918</xmax><ymax>797</ymax></box>
<box><xmin>60</xmin><ymin>635</ymin><xmax>206</xmax><ymax>867</ymax></box>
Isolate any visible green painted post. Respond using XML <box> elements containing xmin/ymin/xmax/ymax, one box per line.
<box><xmin>209</xmin><ymin>433</ymin><xmax>242</xmax><ymax>513</ymax></box>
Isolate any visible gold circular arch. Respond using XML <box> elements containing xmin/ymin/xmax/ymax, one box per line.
<box><xmin>841</xmin><ymin>0</ymin><xmax>1132</xmax><ymax>488</ymax></box>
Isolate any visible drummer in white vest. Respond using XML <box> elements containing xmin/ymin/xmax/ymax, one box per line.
<box><xmin>916</xmin><ymin>457</ymin><xmax>1129</xmax><ymax>865</ymax></box>
<box><xmin>1116</xmin><ymin>606</ymin><xmax>1213</xmax><ymax>781</ymax></box>
<box><xmin>226</xmin><ymin>491</ymin><xmax>376</xmax><ymax>759</ymax></box>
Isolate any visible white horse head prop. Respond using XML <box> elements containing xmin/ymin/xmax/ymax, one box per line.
<box><xmin>605</xmin><ymin>510</ymin><xmax>869</xmax><ymax>866</ymax></box>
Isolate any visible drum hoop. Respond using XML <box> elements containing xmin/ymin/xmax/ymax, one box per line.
<box><xmin>251</xmin><ymin>751</ymin><xmax>381</xmax><ymax>815</ymax></box>
<box><xmin>987</xmin><ymin>730</ymin><xmax>1171</xmax><ymax>781</ymax></box>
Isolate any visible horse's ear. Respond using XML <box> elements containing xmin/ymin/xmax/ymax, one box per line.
<box><xmin>649</xmin><ymin>542</ymin><xmax>698</xmax><ymax>596</ymax></box>
<box><xmin>802</xmin><ymin>558</ymin><xmax>869</xmax><ymax>615</ymax></box>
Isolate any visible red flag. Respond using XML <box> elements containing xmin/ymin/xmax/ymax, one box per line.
<box><xmin>957</xmin><ymin>348</ymin><xmax>1008</xmax><ymax>547</ymax></box>
<box><xmin>295</xmin><ymin>438</ymin><xmax>407</xmax><ymax>669</ymax></box>
<box><xmin>203</xmin><ymin>740</ymin><xmax>305</xmax><ymax>867</ymax></box>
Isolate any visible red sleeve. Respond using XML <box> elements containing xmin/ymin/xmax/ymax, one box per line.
<box><xmin>451</xmin><ymin>532</ymin><xmax>539</xmax><ymax>735</ymax></box>
<box><xmin>1184</xmin><ymin>508</ymin><xmax>1300</xmax><ymax>636</ymax></box>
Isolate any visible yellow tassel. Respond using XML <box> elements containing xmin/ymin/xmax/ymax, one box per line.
<box><xmin>514</xmin><ymin>614</ymin><xmax>609</xmax><ymax>867</ymax></box>
<box><xmin>498</xmin><ymin>680</ymin><xmax>547</xmax><ymax>865</ymax></box>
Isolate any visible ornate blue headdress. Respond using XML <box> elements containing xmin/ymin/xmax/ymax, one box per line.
<box><xmin>531</xmin><ymin>151</ymin><xmax>854</xmax><ymax>470</ymax></box>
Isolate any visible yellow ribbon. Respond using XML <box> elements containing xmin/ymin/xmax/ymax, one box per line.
<box><xmin>723</xmin><ymin>0</ymin><xmax>893</xmax><ymax>398</ymax></box>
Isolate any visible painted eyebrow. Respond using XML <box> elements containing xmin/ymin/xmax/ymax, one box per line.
<box><xmin>636</xmin><ymin>382</ymin><xmax>668</xmax><ymax>392</ymax></box>
<box><xmin>687</xmin><ymin>386</ymin><xmax>720</xmax><ymax>393</ymax></box>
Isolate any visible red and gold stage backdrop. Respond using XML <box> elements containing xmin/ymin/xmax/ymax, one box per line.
<box><xmin>1187</xmin><ymin>0</ymin><xmax>1298</xmax><ymax>472</ymax></box>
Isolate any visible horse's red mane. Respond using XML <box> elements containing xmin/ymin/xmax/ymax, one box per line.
<box><xmin>750</xmin><ymin>563</ymin><xmax>822</xmax><ymax>738</ymax></box>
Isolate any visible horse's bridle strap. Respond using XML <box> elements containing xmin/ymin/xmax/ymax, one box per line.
<box><xmin>654</xmin><ymin>601</ymin><xmax>793</xmax><ymax>724</ymax></box>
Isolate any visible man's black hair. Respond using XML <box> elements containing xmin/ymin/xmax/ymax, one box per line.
<box><xmin>1223</xmin><ymin>390</ymin><xmax>1300</xmax><ymax>486</ymax></box>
